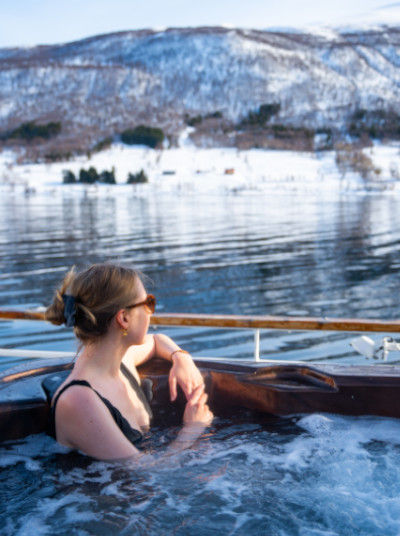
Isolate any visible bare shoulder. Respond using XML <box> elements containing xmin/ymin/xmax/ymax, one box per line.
<box><xmin>55</xmin><ymin>382</ymin><xmax>100</xmax><ymax>415</ymax></box>
<box><xmin>54</xmin><ymin>383</ymin><xmax>109</xmax><ymax>440</ymax></box>
<box><xmin>54</xmin><ymin>384</ymin><xmax>140</xmax><ymax>460</ymax></box>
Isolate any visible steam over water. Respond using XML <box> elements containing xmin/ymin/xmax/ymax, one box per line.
<box><xmin>1</xmin><ymin>187</ymin><xmax>400</xmax><ymax>534</ymax></box>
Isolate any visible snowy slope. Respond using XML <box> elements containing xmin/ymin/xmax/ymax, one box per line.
<box><xmin>1</xmin><ymin>25</ymin><xmax>400</xmax><ymax>139</ymax></box>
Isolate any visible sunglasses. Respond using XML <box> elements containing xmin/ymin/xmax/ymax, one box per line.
<box><xmin>126</xmin><ymin>294</ymin><xmax>156</xmax><ymax>314</ymax></box>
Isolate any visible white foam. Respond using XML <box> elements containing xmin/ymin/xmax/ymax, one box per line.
<box><xmin>298</xmin><ymin>413</ymin><xmax>400</xmax><ymax>445</ymax></box>
<box><xmin>2</xmin><ymin>417</ymin><xmax>400</xmax><ymax>534</ymax></box>
<box><xmin>14</xmin><ymin>493</ymin><xmax>98</xmax><ymax>536</ymax></box>
<box><xmin>0</xmin><ymin>434</ymin><xmax>70</xmax><ymax>470</ymax></box>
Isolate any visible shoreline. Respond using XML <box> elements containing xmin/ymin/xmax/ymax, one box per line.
<box><xmin>1</xmin><ymin>141</ymin><xmax>400</xmax><ymax>196</ymax></box>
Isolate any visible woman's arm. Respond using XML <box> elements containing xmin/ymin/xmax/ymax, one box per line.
<box><xmin>137</xmin><ymin>385</ymin><xmax>214</xmax><ymax>467</ymax></box>
<box><xmin>162</xmin><ymin>385</ymin><xmax>213</xmax><ymax>456</ymax></box>
<box><xmin>123</xmin><ymin>333</ymin><xmax>204</xmax><ymax>401</ymax></box>
<box><xmin>123</xmin><ymin>332</ymin><xmax>191</xmax><ymax>367</ymax></box>
<box><xmin>56</xmin><ymin>384</ymin><xmax>213</xmax><ymax>463</ymax></box>
<box><xmin>153</xmin><ymin>333</ymin><xmax>205</xmax><ymax>401</ymax></box>
<box><xmin>122</xmin><ymin>334</ymin><xmax>157</xmax><ymax>368</ymax></box>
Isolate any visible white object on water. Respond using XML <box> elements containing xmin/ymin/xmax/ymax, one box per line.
<box><xmin>350</xmin><ymin>336</ymin><xmax>400</xmax><ymax>361</ymax></box>
<box><xmin>350</xmin><ymin>335</ymin><xmax>376</xmax><ymax>359</ymax></box>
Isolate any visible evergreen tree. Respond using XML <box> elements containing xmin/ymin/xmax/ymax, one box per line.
<box><xmin>99</xmin><ymin>168</ymin><xmax>116</xmax><ymax>184</ymax></box>
<box><xmin>79</xmin><ymin>166</ymin><xmax>99</xmax><ymax>184</ymax></box>
<box><xmin>10</xmin><ymin>121</ymin><xmax>61</xmax><ymax>140</ymax></box>
<box><xmin>127</xmin><ymin>169</ymin><xmax>148</xmax><ymax>184</ymax></box>
<box><xmin>62</xmin><ymin>169</ymin><xmax>76</xmax><ymax>184</ymax></box>
<box><xmin>121</xmin><ymin>125</ymin><xmax>164</xmax><ymax>148</ymax></box>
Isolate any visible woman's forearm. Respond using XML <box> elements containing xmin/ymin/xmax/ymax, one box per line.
<box><xmin>133</xmin><ymin>424</ymin><xmax>206</xmax><ymax>468</ymax></box>
<box><xmin>153</xmin><ymin>333</ymin><xmax>186</xmax><ymax>361</ymax></box>
<box><xmin>162</xmin><ymin>423</ymin><xmax>206</xmax><ymax>456</ymax></box>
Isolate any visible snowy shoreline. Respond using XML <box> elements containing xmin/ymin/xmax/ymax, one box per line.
<box><xmin>1</xmin><ymin>140</ymin><xmax>400</xmax><ymax>196</ymax></box>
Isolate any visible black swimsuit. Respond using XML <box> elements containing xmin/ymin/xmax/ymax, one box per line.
<box><xmin>49</xmin><ymin>363</ymin><xmax>153</xmax><ymax>446</ymax></box>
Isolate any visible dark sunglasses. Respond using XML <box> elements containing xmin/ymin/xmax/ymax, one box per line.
<box><xmin>126</xmin><ymin>294</ymin><xmax>156</xmax><ymax>314</ymax></box>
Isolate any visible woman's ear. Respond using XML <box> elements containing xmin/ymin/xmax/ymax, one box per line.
<box><xmin>115</xmin><ymin>308</ymin><xmax>129</xmax><ymax>330</ymax></box>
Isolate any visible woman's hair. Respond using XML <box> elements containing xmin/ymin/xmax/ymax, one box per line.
<box><xmin>45</xmin><ymin>263</ymin><xmax>142</xmax><ymax>343</ymax></box>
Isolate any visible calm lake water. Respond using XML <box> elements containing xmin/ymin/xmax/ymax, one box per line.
<box><xmin>1</xmin><ymin>186</ymin><xmax>400</xmax><ymax>535</ymax></box>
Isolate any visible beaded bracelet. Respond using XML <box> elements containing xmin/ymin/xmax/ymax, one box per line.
<box><xmin>170</xmin><ymin>348</ymin><xmax>190</xmax><ymax>361</ymax></box>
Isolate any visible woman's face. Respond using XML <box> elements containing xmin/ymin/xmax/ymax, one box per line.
<box><xmin>126</xmin><ymin>278</ymin><xmax>151</xmax><ymax>345</ymax></box>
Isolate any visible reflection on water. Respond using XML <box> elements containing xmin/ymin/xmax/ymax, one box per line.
<box><xmin>1</xmin><ymin>190</ymin><xmax>400</xmax><ymax>366</ymax></box>
<box><xmin>2</xmin><ymin>189</ymin><xmax>400</xmax><ymax>535</ymax></box>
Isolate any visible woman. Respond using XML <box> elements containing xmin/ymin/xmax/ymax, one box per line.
<box><xmin>45</xmin><ymin>263</ymin><xmax>213</xmax><ymax>460</ymax></box>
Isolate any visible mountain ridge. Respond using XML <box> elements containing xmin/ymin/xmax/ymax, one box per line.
<box><xmin>2</xmin><ymin>25</ymin><xmax>400</xmax><ymax>159</ymax></box>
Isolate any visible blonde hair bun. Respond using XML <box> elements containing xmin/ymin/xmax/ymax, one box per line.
<box><xmin>45</xmin><ymin>263</ymin><xmax>141</xmax><ymax>343</ymax></box>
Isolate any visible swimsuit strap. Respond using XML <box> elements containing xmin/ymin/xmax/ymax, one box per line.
<box><xmin>51</xmin><ymin>379</ymin><xmax>143</xmax><ymax>445</ymax></box>
<box><xmin>52</xmin><ymin>379</ymin><xmax>91</xmax><ymax>412</ymax></box>
<box><xmin>121</xmin><ymin>363</ymin><xmax>153</xmax><ymax>419</ymax></box>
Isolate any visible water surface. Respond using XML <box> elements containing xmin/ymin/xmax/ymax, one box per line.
<box><xmin>1</xmin><ymin>187</ymin><xmax>400</xmax><ymax>535</ymax></box>
<box><xmin>2</xmin><ymin>412</ymin><xmax>400</xmax><ymax>535</ymax></box>
<box><xmin>1</xmin><ymin>188</ymin><xmax>400</xmax><ymax>365</ymax></box>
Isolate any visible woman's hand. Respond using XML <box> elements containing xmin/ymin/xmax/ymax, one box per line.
<box><xmin>183</xmin><ymin>385</ymin><xmax>214</xmax><ymax>426</ymax></box>
<box><xmin>169</xmin><ymin>351</ymin><xmax>205</xmax><ymax>401</ymax></box>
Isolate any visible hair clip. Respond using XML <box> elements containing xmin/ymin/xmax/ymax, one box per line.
<box><xmin>62</xmin><ymin>294</ymin><xmax>76</xmax><ymax>327</ymax></box>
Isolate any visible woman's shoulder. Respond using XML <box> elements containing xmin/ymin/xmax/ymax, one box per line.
<box><xmin>53</xmin><ymin>379</ymin><xmax>140</xmax><ymax>459</ymax></box>
<box><xmin>51</xmin><ymin>373</ymin><xmax>91</xmax><ymax>408</ymax></box>
<box><xmin>54</xmin><ymin>381</ymin><xmax>110</xmax><ymax>434</ymax></box>
<box><xmin>53</xmin><ymin>379</ymin><xmax>105</xmax><ymax>429</ymax></box>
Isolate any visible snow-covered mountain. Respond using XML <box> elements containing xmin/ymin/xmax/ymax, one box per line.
<box><xmin>1</xmin><ymin>25</ymin><xmax>400</xmax><ymax>147</ymax></box>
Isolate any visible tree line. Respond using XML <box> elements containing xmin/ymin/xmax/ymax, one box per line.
<box><xmin>63</xmin><ymin>167</ymin><xmax>148</xmax><ymax>184</ymax></box>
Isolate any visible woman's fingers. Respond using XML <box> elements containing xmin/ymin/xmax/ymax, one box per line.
<box><xmin>169</xmin><ymin>375</ymin><xmax>178</xmax><ymax>402</ymax></box>
<box><xmin>183</xmin><ymin>394</ymin><xmax>214</xmax><ymax>425</ymax></box>
<box><xmin>198</xmin><ymin>392</ymin><xmax>208</xmax><ymax>405</ymax></box>
<box><xmin>185</xmin><ymin>380</ymin><xmax>203</xmax><ymax>398</ymax></box>
<box><xmin>187</xmin><ymin>384</ymin><xmax>205</xmax><ymax>404</ymax></box>
<box><xmin>184</xmin><ymin>382</ymin><xmax>194</xmax><ymax>399</ymax></box>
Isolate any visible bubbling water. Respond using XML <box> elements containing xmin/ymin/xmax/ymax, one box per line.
<box><xmin>1</xmin><ymin>412</ymin><xmax>400</xmax><ymax>535</ymax></box>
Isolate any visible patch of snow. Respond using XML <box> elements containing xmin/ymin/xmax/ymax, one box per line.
<box><xmin>303</xmin><ymin>26</ymin><xmax>340</xmax><ymax>41</ymax></box>
<box><xmin>0</xmin><ymin>100</ymin><xmax>15</xmax><ymax>118</ymax></box>
<box><xmin>0</xmin><ymin>142</ymin><xmax>399</xmax><ymax>197</ymax></box>
<box><xmin>263</xmin><ymin>26</ymin><xmax>309</xmax><ymax>35</ymax></box>
<box><xmin>177</xmin><ymin>126</ymin><xmax>196</xmax><ymax>148</ymax></box>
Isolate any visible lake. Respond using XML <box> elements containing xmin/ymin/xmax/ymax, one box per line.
<box><xmin>1</xmin><ymin>186</ymin><xmax>400</xmax><ymax>535</ymax></box>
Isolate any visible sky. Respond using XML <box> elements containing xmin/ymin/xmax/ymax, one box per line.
<box><xmin>1</xmin><ymin>0</ymin><xmax>400</xmax><ymax>48</ymax></box>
